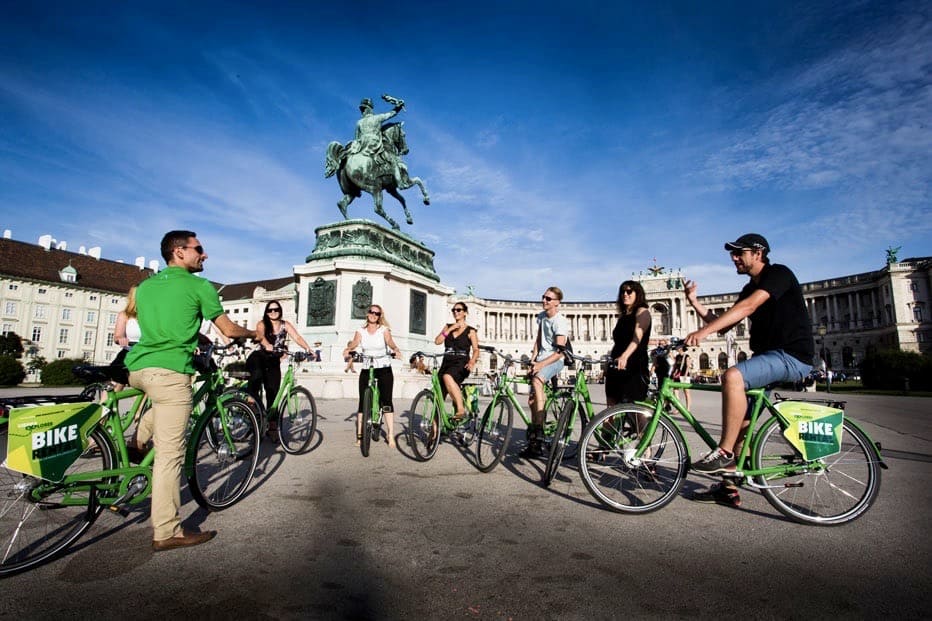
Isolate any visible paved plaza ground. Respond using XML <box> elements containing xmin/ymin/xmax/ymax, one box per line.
<box><xmin>2</xmin><ymin>385</ymin><xmax>930</xmax><ymax>619</ymax></box>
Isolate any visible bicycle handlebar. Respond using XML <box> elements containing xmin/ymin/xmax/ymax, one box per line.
<box><xmin>558</xmin><ymin>350</ymin><xmax>613</xmax><ymax>366</ymax></box>
<box><xmin>350</xmin><ymin>351</ymin><xmax>397</xmax><ymax>363</ymax></box>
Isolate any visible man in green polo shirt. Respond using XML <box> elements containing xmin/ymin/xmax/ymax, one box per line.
<box><xmin>125</xmin><ymin>230</ymin><xmax>255</xmax><ymax>552</ymax></box>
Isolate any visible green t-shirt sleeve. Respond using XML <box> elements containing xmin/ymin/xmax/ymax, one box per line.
<box><xmin>197</xmin><ymin>279</ymin><xmax>224</xmax><ymax>322</ymax></box>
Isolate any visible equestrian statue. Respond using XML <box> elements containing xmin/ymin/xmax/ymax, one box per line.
<box><xmin>326</xmin><ymin>94</ymin><xmax>430</xmax><ymax>230</ymax></box>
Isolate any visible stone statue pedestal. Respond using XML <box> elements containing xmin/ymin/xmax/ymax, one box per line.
<box><xmin>292</xmin><ymin>219</ymin><xmax>453</xmax><ymax>399</ymax></box>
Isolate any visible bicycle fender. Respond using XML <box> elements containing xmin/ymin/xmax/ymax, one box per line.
<box><xmin>844</xmin><ymin>416</ymin><xmax>889</xmax><ymax>470</ymax></box>
<box><xmin>752</xmin><ymin>415</ymin><xmax>888</xmax><ymax>470</ymax></box>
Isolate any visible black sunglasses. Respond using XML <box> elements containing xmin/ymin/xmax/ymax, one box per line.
<box><xmin>267</xmin><ymin>307</ymin><xmax>282</xmax><ymax>313</ymax></box>
<box><xmin>180</xmin><ymin>245</ymin><xmax>204</xmax><ymax>254</ymax></box>
<box><xmin>368</xmin><ymin>310</ymin><xmax>382</xmax><ymax>317</ymax></box>
<box><xmin>452</xmin><ymin>307</ymin><xmax>466</xmax><ymax>313</ymax></box>
<box><xmin>622</xmin><ymin>288</ymin><xmax>635</xmax><ymax>294</ymax></box>
<box><xmin>542</xmin><ymin>295</ymin><xmax>556</xmax><ymax>302</ymax></box>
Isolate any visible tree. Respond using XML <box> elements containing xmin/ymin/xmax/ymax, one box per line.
<box><xmin>0</xmin><ymin>332</ymin><xmax>24</xmax><ymax>359</ymax></box>
<box><xmin>860</xmin><ymin>349</ymin><xmax>932</xmax><ymax>391</ymax></box>
<box><xmin>27</xmin><ymin>355</ymin><xmax>47</xmax><ymax>375</ymax></box>
<box><xmin>40</xmin><ymin>358</ymin><xmax>87</xmax><ymax>386</ymax></box>
<box><xmin>0</xmin><ymin>355</ymin><xmax>25</xmax><ymax>386</ymax></box>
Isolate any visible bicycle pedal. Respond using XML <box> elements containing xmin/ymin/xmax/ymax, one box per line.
<box><xmin>108</xmin><ymin>504</ymin><xmax>131</xmax><ymax>517</ymax></box>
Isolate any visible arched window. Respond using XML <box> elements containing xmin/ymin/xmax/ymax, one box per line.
<box><xmin>651</xmin><ymin>303</ymin><xmax>670</xmax><ymax>336</ymax></box>
<box><xmin>699</xmin><ymin>353</ymin><xmax>710</xmax><ymax>370</ymax></box>
<box><xmin>718</xmin><ymin>352</ymin><xmax>729</xmax><ymax>370</ymax></box>
<box><xmin>737</xmin><ymin>351</ymin><xmax>748</xmax><ymax>362</ymax></box>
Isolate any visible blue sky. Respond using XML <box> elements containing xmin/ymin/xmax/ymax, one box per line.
<box><xmin>1</xmin><ymin>1</ymin><xmax>929</xmax><ymax>300</ymax></box>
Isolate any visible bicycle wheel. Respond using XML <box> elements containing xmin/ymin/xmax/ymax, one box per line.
<box><xmin>187</xmin><ymin>398</ymin><xmax>260</xmax><ymax>511</ymax></box>
<box><xmin>560</xmin><ymin>401</ymin><xmax>589</xmax><ymax>461</ymax></box>
<box><xmin>475</xmin><ymin>398</ymin><xmax>514</xmax><ymax>473</ymax></box>
<box><xmin>278</xmin><ymin>387</ymin><xmax>317</xmax><ymax>454</ymax></box>
<box><xmin>543</xmin><ymin>400</ymin><xmax>576</xmax><ymax>487</ymax></box>
<box><xmin>0</xmin><ymin>423</ymin><xmax>116</xmax><ymax>576</ymax></box>
<box><xmin>541</xmin><ymin>389</ymin><xmax>569</xmax><ymax>443</ymax></box>
<box><xmin>753</xmin><ymin>417</ymin><xmax>882</xmax><ymax>525</ymax></box>
<box><xmin>579</xmin><ymin>405</ymin><xmax>687</xmax><ymax>513</ymax></box>
<box><xmin>408</xmin><ymin>389</ymin><xmax>441</xmax><ymax>461</ymax></box>
<box><xmin>361</xmin><ymin>389</ymin><xmax>373</xmax><ymax>457</ymax></box>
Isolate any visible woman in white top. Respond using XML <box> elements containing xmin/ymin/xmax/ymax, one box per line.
<box><xmin>114</xmin><ymin>285</ymin><xmax>141</xmax><ymax>348</ymax></box>
<box><xmin>111</xmin><ymin>285</ymin><xmax>141</xmax><ymax>390</ymax></box>
<box><xmin>342</xmin><ymin>304</ymin><xmax>403</xmax><ymax>448</ymax></box>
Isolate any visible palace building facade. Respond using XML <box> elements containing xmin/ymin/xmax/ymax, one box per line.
<box><xmin>1</xmin><ymin>230</ymin><xmax>929</xmax><ymax>381</ymax></box>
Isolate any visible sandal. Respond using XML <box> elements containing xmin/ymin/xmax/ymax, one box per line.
<box><xmin>355</xmin><ymin>433</ymin><xmax>362</xmax><ymax>447</ymax></box>
<box><xmin>450</xmin><ymin>411</ymin><xmax>467</xmax><ymax>424</ymax></box>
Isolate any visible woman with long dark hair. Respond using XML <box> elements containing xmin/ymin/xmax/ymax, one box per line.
<box><xmin>605</xmin><ymin>280</ymin><xmax>652</xmax><ymax>406</ymax></box>
<box><xmin>247</xmin><ymin>301</ymin><xmax>312</xmax><ymax>417</ymax></box>
<box><xmin>433</xmin><ymin>301</ymin><xmax>480</xmax><ymax>420</ymax></box>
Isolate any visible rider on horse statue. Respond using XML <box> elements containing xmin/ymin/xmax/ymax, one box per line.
<box><xmin>325</xmin><ymin>94</ymin><xmax>429</xmax><ymax>230</ymax></box>
<box><xmin>347</xmin><ymin>96</ymin><xmax>404</xmax><ymax>182</ymax></box>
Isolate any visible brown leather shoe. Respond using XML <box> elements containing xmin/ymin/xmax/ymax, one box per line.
<box><xmin>152</xmin><ymin>529</ymin><xmax>217</xmax><ymax>552</ymax></box>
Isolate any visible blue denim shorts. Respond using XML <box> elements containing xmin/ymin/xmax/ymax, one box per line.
<box><xmin>534</xmin><ymin>358</ymin><xmax>565</xmax><ymax>383</ymax></box>
<box><xmin>734</xmin><ymin>349</ymin><xmax>812</xmax><ymax>390</ymax></box>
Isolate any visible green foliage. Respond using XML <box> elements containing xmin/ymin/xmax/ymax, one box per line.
<box><xmin>40</xmin><ymin>358</ymin><xmax>87</xmax><ymax>386</ymax></box>
<box><xmin>0</xmin><ymin>355</ymin><xmax>25</xmax><ymax>386</ymax></box>
<box><xmin>860</xmin><ymin>350</ymin><xmax>932</xmax><ymax>391</ymax></box>
<box><xmin>27</xmin><ymin>355</ymin><xmax>48</xmax><ymax>374</ymax></box>
<box><xmin>0</xmin><ymin>332</ymin><xmax>24</xmax><ymax>359</ymax></box>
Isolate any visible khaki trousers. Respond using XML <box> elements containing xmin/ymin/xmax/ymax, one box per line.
<box><xmin>128</xmin><ymin>368</ymin><xmax>193</xmax><ymax>541</ymax></box>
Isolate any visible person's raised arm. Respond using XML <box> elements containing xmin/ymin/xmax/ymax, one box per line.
<box><xmin>434</xmin><ymin>323</ymin><xmax>452</xmax><ymax>346</ymax></box>
<box><xmin>684</xmin><ymin>279</ymin><xmax>719</xmax><ymax>324</ymax></box>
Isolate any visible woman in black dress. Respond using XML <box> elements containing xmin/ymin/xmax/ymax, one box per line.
<box><xmin>434</xmin><ymin>301</ymin><xmax>480</xmax><ymax>420</ymax></box>
<box><xmin>605</xmin><ymin>281</ymin><xmax>652</xmax><ymax>407</ymax></box>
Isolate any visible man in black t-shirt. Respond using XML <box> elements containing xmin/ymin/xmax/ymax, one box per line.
<box><xmin>683</xmin><ymin>234</ymin><xmax>813</xmax><ymax>507</ymax></box>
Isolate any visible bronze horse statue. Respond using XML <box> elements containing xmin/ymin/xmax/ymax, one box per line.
<box><xmin>325</xmin><ymin>122</ymin><xmax>430</xmax><ymax>230</ymax></box>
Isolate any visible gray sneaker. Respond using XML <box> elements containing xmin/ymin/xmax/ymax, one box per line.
<box><xmin>691</xmin><ymin>447</ymin><xmax>736</xmax><ymax>474</ymax></box>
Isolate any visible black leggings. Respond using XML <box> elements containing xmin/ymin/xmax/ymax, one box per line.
<box><xmin>357</xmin><ymin>366</ymin><xmax>394</xmax><ymax>413</ymax></box>
<box><xmin>247</xmin><ymin>350</ymin><xmax>282</xmax><ymax>411</ymax></box>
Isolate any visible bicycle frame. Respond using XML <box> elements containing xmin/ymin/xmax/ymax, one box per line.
<box><xmin>421</xmin><ymin>353</ymin><xmax>480</xmax><ymax>433</ymax></box>
<box><xmin>362</xmin><ymin>360</ymin><xmax>383</xmax><ymax>425</ymax></box>
<box><xmin>486</xmin><ymin>366</ymin><xmax>564</xmax><ymax>435</ymax></box>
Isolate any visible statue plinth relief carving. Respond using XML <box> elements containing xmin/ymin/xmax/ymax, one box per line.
<box><xmin>307</xmin><ymin>219</ymin><xmax>439</xmax><ymax>283</ymax></box>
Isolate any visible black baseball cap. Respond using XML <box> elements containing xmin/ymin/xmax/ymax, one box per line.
<box><xmin>724</xmin><ymin>233</ymin><xmax>769</xmax><ymax>252</ymax></box>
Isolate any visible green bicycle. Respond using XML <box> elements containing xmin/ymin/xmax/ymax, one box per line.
<box><xmin>407</xmin><ymin>352</ymin><xmax>482</xmax><ymax>462</ymax></box>
<box><xmin>353</xmin><ymin>351</ymin><xmax>397</xmax><ymax>457</ymax></box>
<box><xmin>225</xmin><ymin>348</ymin><xmax>318</xmax><ymax>454</ymax></box>
<box><xmin>473</xmin><ymin>345</ymin><xmax>571</xmax><ymax>473</ymax></box>
<box><xmin>0</xmin><ymin>347</ymin><xmax>260</xmax><ymax>576</ymax></box>
<box><xmin>578</xmin><ymin>343</ymin><xmax>886</xmax><ymax>525</ymax></box>
<box><xmin>542</xmin><ymin>350</ymin><xmax>611</xmax><ymax>487</ymax></box>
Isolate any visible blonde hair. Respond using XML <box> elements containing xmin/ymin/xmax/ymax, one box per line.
<box><xmin>123</xmin><ymin>285</ymin><xmax>138</xmax><ymax>318</ymax></box>
<box><xmin>362</xmin><ymin>303</ymin><xmax>391</xmax><ymax>329</ymax></box>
